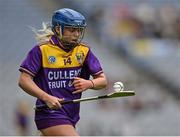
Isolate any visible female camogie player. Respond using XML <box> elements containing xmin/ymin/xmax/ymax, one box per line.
<box><xmin>18</xmin><ymin>8</ymin><xmax>107</xmax><ymax>136</ymax></box>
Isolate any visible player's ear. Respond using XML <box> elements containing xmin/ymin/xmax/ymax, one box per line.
<box><xmin>55</xmin><ymin>26</ymin><xmax>60</xmax><ymax>35</ymax></box>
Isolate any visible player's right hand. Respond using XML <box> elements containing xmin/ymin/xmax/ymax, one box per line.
<box><xmin>41</xmin><ymin>93</ymin><xmax>64</xmax><ymax>109</ymax></box>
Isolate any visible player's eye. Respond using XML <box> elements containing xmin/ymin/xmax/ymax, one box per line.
<box><xmin>65</xmin><ymin>26</ymin><xmax>84</xmax><ymax>33</ymax></box>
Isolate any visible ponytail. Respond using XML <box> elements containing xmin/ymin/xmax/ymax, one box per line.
<box><xmin>29</xmin><ymin>22</ymin><xmax>54</xmax><ymax>43</ymax></box>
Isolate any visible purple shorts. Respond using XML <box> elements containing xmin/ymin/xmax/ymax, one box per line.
<box><xmin>35</xmin><ymin>118</ymin><xmax>76</xmax><ymax>130</ymax></box>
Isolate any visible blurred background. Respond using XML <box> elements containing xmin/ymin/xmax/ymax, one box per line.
<box><xmin>0</xmin><ymin>0</ymin><xmax>180</xmax><ymax>135</ymax></box>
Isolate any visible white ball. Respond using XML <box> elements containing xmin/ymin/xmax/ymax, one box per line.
<box><xmin>113</xmin><ymin>82</ymin><xmax>124</xmax><ymax>92</ymax></box>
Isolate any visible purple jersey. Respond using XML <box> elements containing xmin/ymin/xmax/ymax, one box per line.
<box><xmin>19</xmin><ymin>35</ymin><xmax>103</xmax><ymax>124</ymax></box>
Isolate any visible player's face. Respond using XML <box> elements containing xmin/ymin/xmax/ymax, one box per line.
<box><xmin>62</xmin><ymin>26</ymin><xmax>84</xmax><ymax>45</ymax></box>
<box><xmin>55</xmin><ymin>26</ymin><xmax>85</xmax><ymax>49</ymax></box>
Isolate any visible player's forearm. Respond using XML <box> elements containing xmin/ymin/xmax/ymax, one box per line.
<box><xmin>91</xmin><ymin>73</ymin><xmax>107</xmax><ymax>90</ymax></box>
<box><xmin>18</xmin><ymin>72</ymin><xmax>48</xmax><ymax>101</ymax></box>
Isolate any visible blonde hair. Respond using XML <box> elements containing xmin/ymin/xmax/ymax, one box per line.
<box><xmin>29</xmin><ymin>22</ymin><xmax>54</xmax><ymax>43</ymax></box>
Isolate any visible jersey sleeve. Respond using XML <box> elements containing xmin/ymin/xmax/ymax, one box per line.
<box><xmin>19</xmin><ymin>45</ymin><xmax>42</xmax><ymax>77</ymax></box>
<box><xmin>84</xmin><ymin>48</ymin><xmax>103</xmax><ymax>76</ymax></box>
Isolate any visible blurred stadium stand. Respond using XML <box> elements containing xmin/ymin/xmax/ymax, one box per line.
<box><xmin>0</xmin><ymin>0</ymin><xmax>180</xmax><ymax>135</ymax></box>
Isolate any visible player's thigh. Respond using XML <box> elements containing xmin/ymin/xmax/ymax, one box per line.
<box><xmin>40</xmin><ymin>124</ymin><xmax>79</xmax><ymax>136</ymax></box>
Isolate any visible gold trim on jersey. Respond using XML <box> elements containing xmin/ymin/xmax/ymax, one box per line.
<box><xmin>39</xmin><ymin>43</ymin><xmax>89</xmax><ymax>68</ymax></box>
<box><xmin>19</xmin><ymin>67</ymin><xmax>35</xmax><ymax>77</ymax></box>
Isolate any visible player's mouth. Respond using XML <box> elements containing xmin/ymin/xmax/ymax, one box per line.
<box><xmin>70</xmin><ymin>39</ymin><xmax>78</xmax><ymax>44</ymax></box>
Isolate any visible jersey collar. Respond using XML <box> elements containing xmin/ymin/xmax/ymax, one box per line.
<box><xmin>50</xmin><ymin>35</ymin><xmax>59</xmax><ymax>46</ymax></box>
<box><xmin>50</xmin><ymin>35</ymin><xmax>73</xmax><ymax>52</ymax></box>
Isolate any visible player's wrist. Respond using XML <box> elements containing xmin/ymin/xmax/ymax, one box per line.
<box><xmin>39</xmin><ymin>92</ymin><xmax>49</xmax><ymax>101</ymax></box>
<box><xmin>89</xmin><ymin>80</ymin><xmax>94</xmax><ymax>89</ymax></box>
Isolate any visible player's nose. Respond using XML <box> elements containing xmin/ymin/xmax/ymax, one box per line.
<box><xmin>73</xmin><ymin>30</ymin><xmax>81</xmax><ymax>37</ymax></box>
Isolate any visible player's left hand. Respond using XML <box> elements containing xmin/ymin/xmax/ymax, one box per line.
<box><xmin>72</xmin><ymin>77</ymin><xmax>93</xmax><ymax>94</ymax></box>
